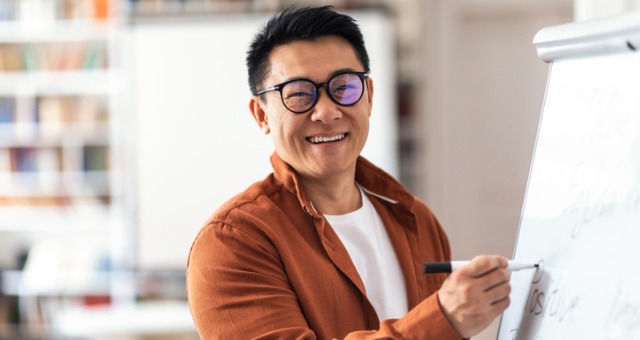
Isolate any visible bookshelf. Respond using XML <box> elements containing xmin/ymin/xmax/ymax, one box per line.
<box><xmin>0</xmin><ymin>0</ymin><xmax>129</xmax><ymax>337</ymax></box>
<box><xmin>0</xmin><ymin>2</ymin><xmax>120</xmax><ymax>233</ymax></box>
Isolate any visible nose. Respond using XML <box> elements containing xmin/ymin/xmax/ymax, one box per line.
<box><xmin>310</xmin><ymin>88</ymin><xmax>342</xmax><ymax>123</ymax></box>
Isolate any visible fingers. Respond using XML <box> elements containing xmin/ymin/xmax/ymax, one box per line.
<box><xmin>457</xmin><ymin>255</ymin><xmax>510</xmax><ymax>296</ymax></box>
<box><xmin>437</xmin><ymin>255</ymin><xmax>512</xmax><ymax>338</ymax></box>
<box><xmin>467</xmin><ymin>256</ymin><xmax>511</xmax><ymax>303</ymax></box>
<box><xmin>485</xmin><ymin>276</ymin><xmax>511</xmax><ymax>304</ymax></box>
<box><xmin>458</xmin><ymin>255</ymin><xmax>508</xmax><ymax>278</ymax></box>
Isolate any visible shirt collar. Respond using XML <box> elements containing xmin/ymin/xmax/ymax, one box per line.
<box><xmin>270</xmin><ymin>152</ymin><xmax>415</xmax><ymax>212</ymax></box>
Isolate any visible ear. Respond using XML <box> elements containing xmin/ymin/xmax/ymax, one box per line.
<box><xmin>366</xmin><ymin>76</ymin><xmax>374</xmax><ymax>117</ymax></box>
<box><xmin>249</xmin><ymin>96</ymin><xmax>270</xmax><ymax>134</ymax></box>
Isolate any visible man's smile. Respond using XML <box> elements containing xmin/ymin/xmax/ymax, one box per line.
<box><xmin>306</xmin><ymin>133</ymin><xmax>347</xmax><ymax>144</ymax></box>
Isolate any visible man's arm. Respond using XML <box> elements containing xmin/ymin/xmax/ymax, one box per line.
<box><xmin>347</xmin><ymin>255</ymin><xmax>509</xmax><ymax>339</ymax></box>
<box><xmin>188</xmin><ymin>219</ymin><xmax>502</xmax><ymax>339</ymax></box>
<box><xmin>187</xmin><ymin>222</ymin><xmax>317</xmax><ymax>339</ymax></box>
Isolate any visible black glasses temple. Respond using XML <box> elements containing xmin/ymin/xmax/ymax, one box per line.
<box><xmin>256</xmin><ymin>86</ymin><xmax>279</xmax><ymax>95</ymax></box>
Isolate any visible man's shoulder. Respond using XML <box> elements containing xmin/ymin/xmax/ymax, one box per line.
<box><xmin>192</xmin><ymin>172</ymin><xmax>311</xmax><ymax>250</ymax></box>
<box><xmin>205</xmin><ymin>172</ymin><xmax>306</xmax><ymax>229</ymax></box>
<box><xmin>214</xmin><ymin>173</ymin><xmax>284</xmax><ymax>217</ymax></box>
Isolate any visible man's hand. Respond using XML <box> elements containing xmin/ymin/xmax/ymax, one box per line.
<box><xmin>437</xmin><ymin>255</ymin><xmax>511</xmax><ymax>338</ymax></box>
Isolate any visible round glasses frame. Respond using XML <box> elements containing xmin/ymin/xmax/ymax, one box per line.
<box><xmin>255</xmin><ymin>71</ymin><xmax>369</xmax><ymax>114</ymax></box>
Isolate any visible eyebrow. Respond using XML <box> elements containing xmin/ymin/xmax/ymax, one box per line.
<box><xmin>328</xmin><ymin>68</ymin><xmax>359</xmax><ymax>78</ymax></box>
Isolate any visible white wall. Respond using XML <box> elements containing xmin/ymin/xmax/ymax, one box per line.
<box><xmin>574</xmin><ymin>0</ymin><xmax>640</xmax><ymax>21</ymax></box>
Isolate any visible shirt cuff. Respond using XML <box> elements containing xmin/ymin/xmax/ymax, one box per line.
<box><xmin>392</xmin><ymin>292</ymin><xmax>463</xmax><ymax>339</ymax></box>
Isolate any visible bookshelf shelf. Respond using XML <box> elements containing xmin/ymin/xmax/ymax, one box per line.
<box><xmin>0</xmin><ymin>20</ymin><xmax>117</xmax><ymax>43</ymax></box>
<box><xmin>0</xmin><ymin>71</ymin><xmax>113</xmax><ymax>95</ymax></box>
<box><xmin>1</xmin><ymin>169</ymin><xmax>110</xmax><ymax>193</ymax></box>
<box><xmin>0</xmin><ymin>4</ymin><xmax>121</xmax><ymax>235</ymax></box>
<box><xmin>0</xmin><ymin>122</ymin><xmax>111</xmax><ymax>145</ymax></box>
<box><xmin>0</xmin><ymin>205</ymin><xmax>112</xmax><ymax>232</ymax></box>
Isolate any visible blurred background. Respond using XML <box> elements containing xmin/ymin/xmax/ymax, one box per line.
<box><xmin>0</xmin><ymin>0</ymin><xmax>637</xmax><ymax>339</ymax></box>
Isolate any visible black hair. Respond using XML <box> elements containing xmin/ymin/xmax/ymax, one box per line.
<box><xmin>246</xmin><ymin>5</ymin><xmax>370</xmax><ymax>96</ymax></box>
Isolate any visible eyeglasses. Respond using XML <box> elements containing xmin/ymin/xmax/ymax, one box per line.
<box><xmin>256</xmin><ymin>71</ymin><xmax>369</xmax><ymax>114</ymax></box>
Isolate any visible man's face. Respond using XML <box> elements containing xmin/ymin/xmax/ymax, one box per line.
<box><xmin>250</xmin><ymin>35</ymin><xmax>373</xmax><ymax>180</ymax></box>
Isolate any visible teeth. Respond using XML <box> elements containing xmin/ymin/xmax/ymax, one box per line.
<box><xmin>308</xmin><ymin>134</ymin><xmax>346</xmax><ymax>144</ymax></box>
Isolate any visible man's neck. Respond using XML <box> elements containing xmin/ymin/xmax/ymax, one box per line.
<box><xmin>300</xmin><ymin>174</ymin><xmax>362</xmax><ymax>215</ymax></box>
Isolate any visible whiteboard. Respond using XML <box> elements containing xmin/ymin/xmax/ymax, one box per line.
<box><xmin>127</xmin><ymin>11</ymin><xmax>398</xmax><ymax>269</ymax></box>
<box><xmin>498</xmin><ymin>12</ymin><xmax>640</xmax><ymax>339</ymax></box>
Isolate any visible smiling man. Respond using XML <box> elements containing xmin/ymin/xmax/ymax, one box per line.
<box><xmin>187</xmin><ymin>6</ymin><xmax>511</xmax><ymax>339</ymax></box>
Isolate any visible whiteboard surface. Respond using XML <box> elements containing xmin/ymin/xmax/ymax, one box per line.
<box><xmin>498</xmin><ymin>43</ymin><xmax>640</xmax><ymax>339</ymax></box>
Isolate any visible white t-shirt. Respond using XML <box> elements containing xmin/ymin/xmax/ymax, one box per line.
<box><xmin>324</xmin><ymin>187</ymin><xmax>408</xmax><ymax>320</ymax></box>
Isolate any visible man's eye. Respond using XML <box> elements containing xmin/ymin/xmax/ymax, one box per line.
<box><xmin>332</xmin><ymin>84</ymin><xmax>355</xmax><ymax>93</ymax></box>
<box><xmin>286</xmin><ymin>92</ymin><xmax>313</xmax><ymax>99</ymax></box>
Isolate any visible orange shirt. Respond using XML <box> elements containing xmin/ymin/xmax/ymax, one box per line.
<box><xmin>186</xmin><ymin>153</ymin><xmax>461</xmax><ymax>339</ymax></box>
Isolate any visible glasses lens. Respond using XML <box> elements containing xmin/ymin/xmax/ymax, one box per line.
<box><xmin>281</xmin><ymin>80</ymin><xmax>316</xmax><ymax>113</ymax></box>
<box><xmin>328</xmin><ymin>73</ymin><xmax>364</xmax><ymax>105</ymax></box>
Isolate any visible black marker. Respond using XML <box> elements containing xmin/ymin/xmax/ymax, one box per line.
<box><xmin>423</xmin><ymin>261</ymin><xmax>538</xmax><ymax>274</ymax></box>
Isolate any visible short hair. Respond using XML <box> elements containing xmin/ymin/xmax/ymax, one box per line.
<box><xmin>246</xmin><ymin>5</ymin><xmax>370</xmax><ymax>96</ymax></box>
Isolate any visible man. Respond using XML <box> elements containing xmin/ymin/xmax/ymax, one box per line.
<box><xmin>187</xmin><ymin>6</ymin><xmax>510</xmax><ymax>339</ymax></box>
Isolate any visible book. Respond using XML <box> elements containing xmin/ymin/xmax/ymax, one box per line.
<box><xmin>0</xmin><ymin>44</ymin><xmax>22</xmax><ymax>72</ymax></box>
<box><xmin>0</xmin><ymin>148</ymin><xmax>10</xmax><ymax>172</ymax></box>
<box><xmin>37</xmin><ymin>96</ymin><xmax>72</xmax><ymax>140</ymax></box>
<box><xmin>83</xmin><ymin>145</ymin><xmax>108</xmax><ymax>172</ymax></box>
<box><xmin>0</xmin><ymin>97</ymin><xmax>13</xmax><ymax>124</ymax></box>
